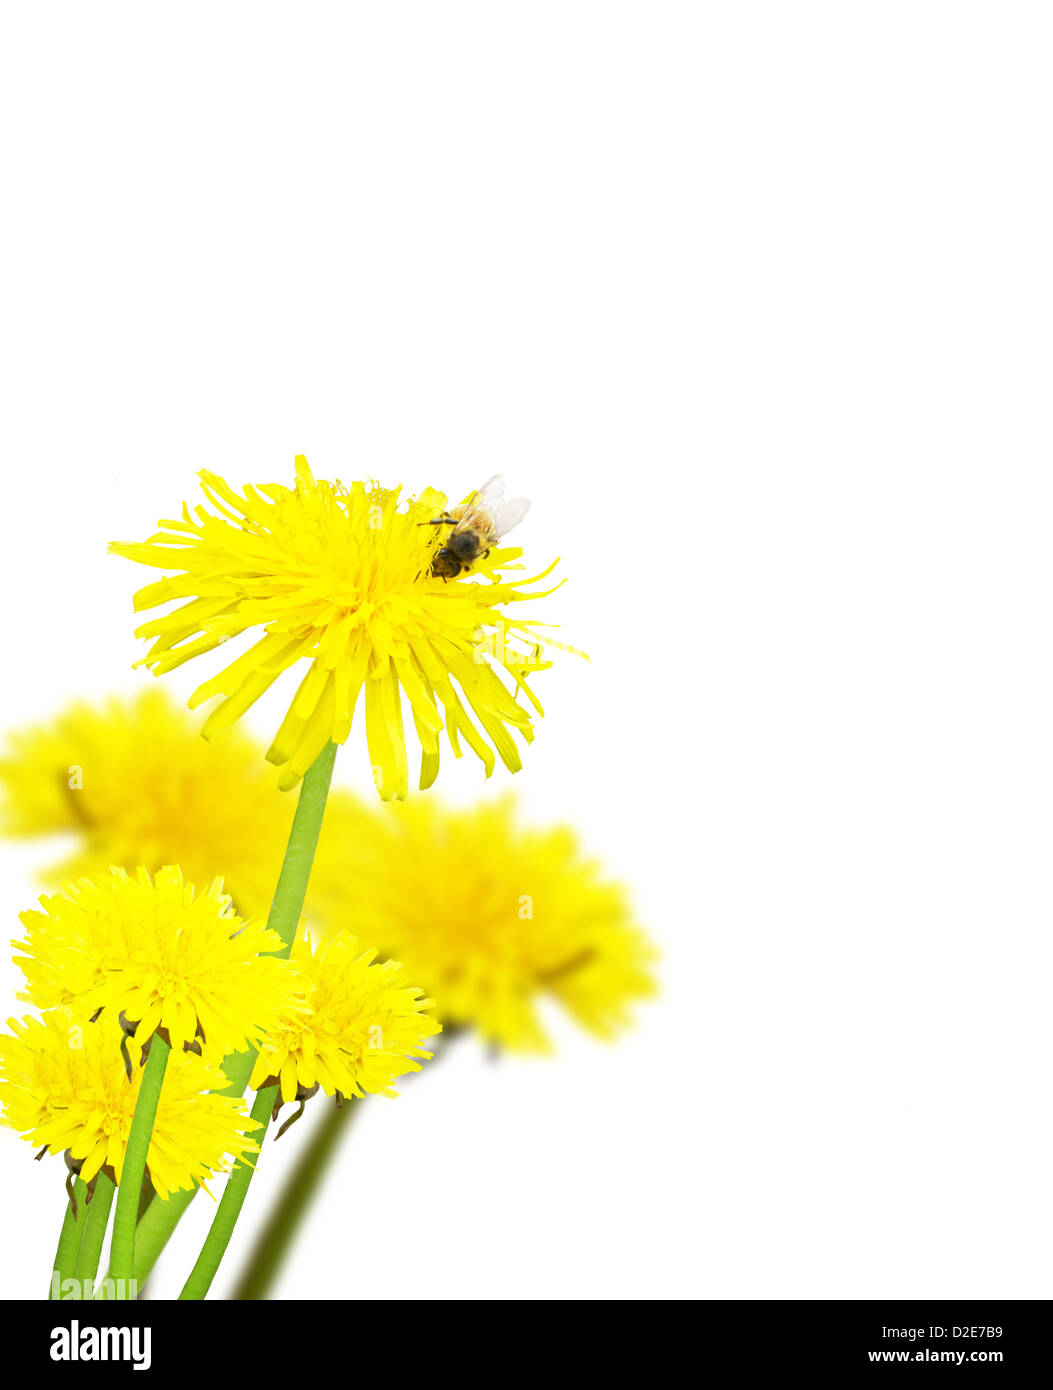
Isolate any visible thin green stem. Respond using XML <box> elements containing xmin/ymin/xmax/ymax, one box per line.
<box><xmin>260</xmin><ymin>741</ymin><xmax>339</xmax><ymax>953</ymax></box>
<box><xmin>166</xmin><ymin>742</ymin><xmax>337</xmax><ymax>1299</ymax></box>
<box><xmin>130</xmin><ymin>1185</ymin><xmax>195</xmax><ymax>1289</ymax></box>
<box><xmin>231</xmin><ymin>1097</ymin><xmax>360</xmax><ymax>1300</ymax></box>
<box><xmin>122</xmin><ymin>743</ymin><xmax>338</xmax><ymax>1292</ymax></box>
<box><xmin>129</xmin><ymin>1054</ymin><xmax>258</xmax><ymax>1286</ymax></box>
<box><xmin>49</xmin><ymin>1177</ymin><xmax>88</xmax><ymax>1300</ymax></box>
<box><xmin>107</xmin><ymin>1036</ymin><xmax>170</xmax><ymax>1297</ymax></box>
<box><xmin>129</xmin><ymin>1056</ymin><xmax>259</xmax><ymax>1288</ymax></box>
<box><xmin>73</xmin><ymin>1172</ymin><xmax>116</xmax><ymax>1298</ymax></box>
<box><xmin>179</xmin><ymin>1085</ymin><xmax>275</xmax><ymax>1299</ymax></box>
<box><xmin>229</xmin><ymin>1027</ymin><xmax>458</xmax><ymax>1299</ymax></box>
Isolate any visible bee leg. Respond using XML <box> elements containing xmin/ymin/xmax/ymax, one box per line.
<box><xmin>34</xmin><ymin>1144</ymin><xmax>48</xmax><ymax>1162</ymax></box>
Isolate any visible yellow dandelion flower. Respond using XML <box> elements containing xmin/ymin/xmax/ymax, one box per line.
<box><xmin>311</xmin><ymin>794</ymin><xmax>657</xmax><ymax>1051</ymax></box>
<box><xmin>0</xmin><ymin>690</ymin><xmax>293</xmax><ymax>920</ymax></box>
<box><xmin>13</xmin><ymin>866</ymin><xmax>296</xmax><ymax>1059</ymax></box>
<box><xmin>0</xmin><ymin>1008</ymin><xmax>259</xmax><ymax>1199</ymax></box>
<box><xmin>249</xmin><ymin>930</ymin><xmax>441</xmax><ymax>1127</ymax></box>
<box><xmin>110</xmin><ymin>457</ymin><xmax>569</xmax><ymax>798</ymax></box>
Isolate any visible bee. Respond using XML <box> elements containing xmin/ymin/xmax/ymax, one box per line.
<box><xmin>424</xmin><ymin>474</ymin><xmax>531</xmax><ymax>578</ymax></box>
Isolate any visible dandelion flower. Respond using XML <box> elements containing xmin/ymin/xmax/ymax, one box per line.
<box><xmin>110</xmin><ymin>457</ymin><xmax>569</xmax><ymax>798</ymax></box>
<box><xmin>310</xmin><ymin>795</ymin><xmax>657</xmax><ymax>1051</ymax></box>
<box><xmin>249</xmin><ymin>930</ymin><xmax>440</xmax><ymax>1129</ymax></box>
<box><xmin>0</xmin><ymin>690</ymin><xmax>293</xmax><ymax>919</ymax></box>
<box><xmin>13</xmin><ymin>866</ymin><xmax>296</xmax><ymax>1059</ymax></box>
<box><xmin>0</xmin><ymin>1008</ymin><xmax>259</xmax><ymax>1199</ymax></box>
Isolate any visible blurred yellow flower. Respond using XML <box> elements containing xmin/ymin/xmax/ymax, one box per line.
<box><xmin>0</xmin><ymin>699</ymin><xmax>650</xmax><ymax>1057</ymax></box>
<box><xmin>0</xmin><ymin>1007</ymin><xmax>259</xmax><ymax>1199</ymax></box>
<box><xmin>14</xmin><ymin>866</ymin><xmax>296</xmax><ymax>1059</ymax></box>
<box><xmin>0</xmin><ymin>689</ymin><xmax>292</xmax><ymax>920</ymax></box>
<box><xmin>110</xmin><ymin>457</ymin><xmax>566</xmax><ymax>798</ymax></box>
<box><xmin>250</xmin><ymin>931</ymin><xmax>440</xmax><ymax>1127</ymax></box>
<box><xmin>311</xmin><ymin>795</ymin><xmax>657</xmax><ymax>1051</ymax></box>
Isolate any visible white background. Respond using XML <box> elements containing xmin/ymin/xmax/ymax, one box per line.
<box><xmin>1</xmin><ymin>2</ymin><xmax>1051</xmax><ymax>1300</ymax></box>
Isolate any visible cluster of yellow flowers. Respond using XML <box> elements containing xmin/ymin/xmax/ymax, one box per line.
<box><xmin>0</xmin><ymin>688</ymin><xmax>656</xmax><ymax>1204</ymax></box>
<box><xmin>0</xmin><ymin>457</ymin><xmax>654</xmax><ymax>1300</ymax></box>
<box><xmin>0</xmin><ymin>864</ymin><xmax>439</xmax><ymax>1202</ymax></box>
<box><xmin>0</xmin><ymin>688</ymin><xmax>656</xmax><ymax>1057</ymax></box>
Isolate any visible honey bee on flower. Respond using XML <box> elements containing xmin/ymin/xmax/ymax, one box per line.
<box><xmin>423</xmin><ymin>475</ymin><xmax>531</xmax><ymax>579</ymax></box>
<box><xmin>110</xmin><ymin>458</ymin><xmax>573</xmax><ymax>797</ymax></box>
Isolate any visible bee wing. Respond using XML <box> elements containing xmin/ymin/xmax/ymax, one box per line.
<box><xmin>447</xmin><ymin>475</ymin><xmax>504</xmax><ymax>531</ymax></box>
<box><xmin>490</xmin><ymin>495</ymin><xmax>531</xmax><ymax>540</ymax></box>
<box><xmin>475</xmin><ymin>474</ymin><xmax>506</xmax><ymax>505</ymax></box>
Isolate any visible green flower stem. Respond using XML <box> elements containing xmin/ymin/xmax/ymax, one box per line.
<box><xmin>107</xmin><ymin>1036</ymin><xmax>171</xmax><ymax>1296</ymax></box>
<box><xmin>229</xmin><ymin>1028</ymin><xmax>457</xmax><ymax>1299</ymax></box>
<box><xmin>179</xmin><ymin>1084</ymin><xmax>276</xmax><ymax>1299</ymax></box>
<box><xmin>129</xmin><ymin>1051</ymin><xmax>259</xmax><ymax>1287</ymax></box>
<box><xmin>130</xmin><ymin>1185</ymin><xmax>194</xmax><ymax>1287</ymax></box>
<box><xmin>49</xmin><ymin>1177</ymin><xmax>88</xmax><ymax>1299</ymax></box>
<box><xmin>73</xmin><ymin>1172</ymin><xmax>116</xmax><ymax>1298</ymax></box>
<box><xmin>144</xmin><ymin>741</ymin><xmax>338</xmax><ymax>1299</ymax></box>
<box><xmin>259</xmin><ymin>741</ymin><xmax>339</xmax><ymax>953</ymax></box>
<box><xmin>231</xmin><ymin>1096</ymin><xmax>360</xmax><ymax>1300</ymax></box>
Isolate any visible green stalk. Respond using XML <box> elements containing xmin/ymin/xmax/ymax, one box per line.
<box><xmin>130</xmin><ymin>1051</ymin><xmax>258</xmax><ymax>1287</ymax></box>
<box><xmin>256</xmin><ymin>742</ymin><xmax>339</xmax><ymax>956</ymax></box>
<box><xmin>107</xmin><ymin>1036</ymin><xmax>170</xmax><ymax>1297</ymax></box>
<box><xmin>179</xmin><ymin>1085</ymin><xmax>276</xmax><ymax>1299</ymax></box>
<box><xmin>49</xmin><ymin>1177</ymin><xmax>88</xmax><ymax>1300</ymax></box>
<box><xmin>160</xmin><ymin>741</ymin><xmax>337</xmax><ymax>1299</ymax></box>
<box><xmin>231</xmin><ymin>1097</ymin><xmax>359</xmax><ymax>1299</ymax></box>
<box><xmin>130</xmin><ymin>1185</ymin><xmax>195</xmax><ymax>1288</ymax></box>
<box><xmin>73</xmin><ymin>1172</ymin><xmax>116</xmax><ymax>1298</ymax></box>
<box><xmin>229</xmin><ymin>1027</ymin><xmax>458</xmax><ymax>1299</ymax></box>
<box><xmin>122</xmin><ymin>743</ymin><xmax>338</xmax><ymax>1291</ymax></box>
